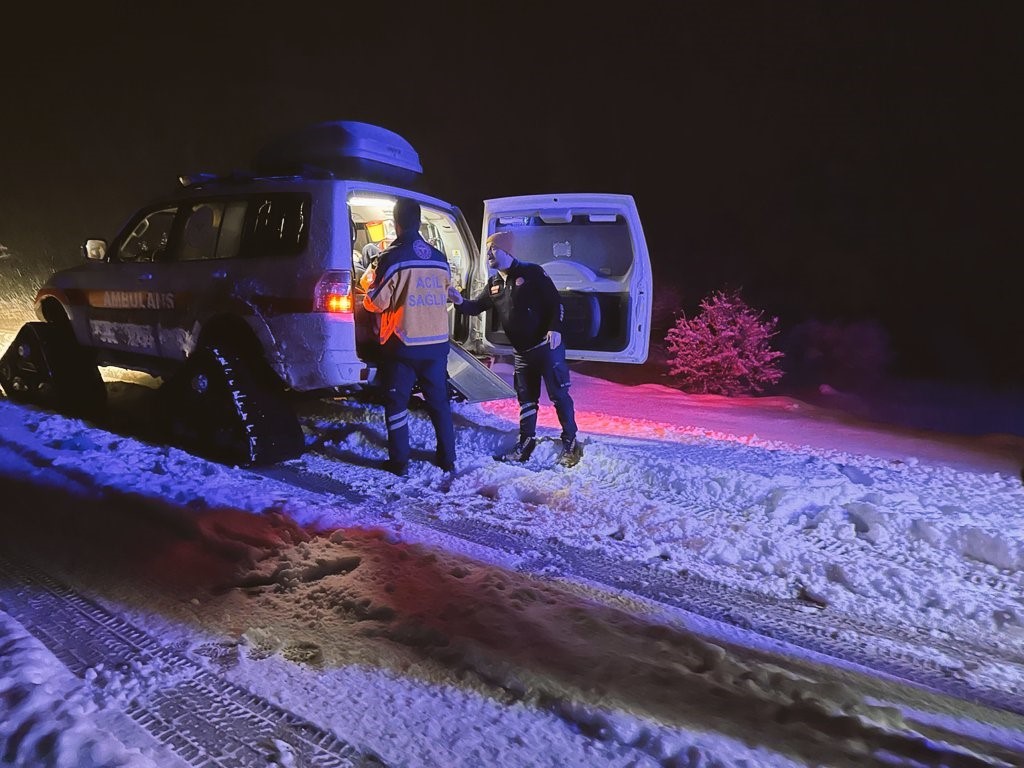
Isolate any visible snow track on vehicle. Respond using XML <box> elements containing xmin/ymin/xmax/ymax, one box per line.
<box><xmin>0</xmin><ymin>551</ymin><xmax>385</xmax><ymax>768</ymax></box>
<box><xmin>260</xmin><ymin>458</ymin><xmax>1024</xmax><ymax>718</ymax></box>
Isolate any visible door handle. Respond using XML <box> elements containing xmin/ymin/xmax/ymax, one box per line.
<box><xmin>212</xmin><ymin>270</ymin><xmax>228</xmax><ymax>279</ymax></box>
<box><xmin>138</xmin><ymin>273</ymin><xmax>153</xmax><ymax>281</ymax></box>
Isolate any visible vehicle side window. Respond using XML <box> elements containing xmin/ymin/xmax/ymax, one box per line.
<box><xmin>174</xmin><ymin>201</ymin><xmax>246</xmax><ymax>261</ymax></box>
<box><xmin>217</xmin><ymin>201</ymin><xmax>247</xmax><ymax>259</ymax></box>
<box><xmin>180</xmin><ymin>203</ymin><xmax>221</xmax><ymax>261</ymax></box>
<box><xmin>115</xmin><ymin>207</ymin><xmax>177</xmax><ymax>263</ymax></box>
<box><xmin>241</xmin><ymin>194</ymin><xmax>310</xmax><ymax>258</ymax></box>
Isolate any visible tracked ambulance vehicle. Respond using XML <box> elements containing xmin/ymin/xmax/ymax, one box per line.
<box><xmin>0</xmin><ymin>121</ymin><xmax>653</xmax><ymax>465</ymax></box>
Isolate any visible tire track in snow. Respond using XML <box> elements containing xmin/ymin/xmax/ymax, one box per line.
<box><xmin>472</xmin><ymin>435</ymin><xmax>1024</xmax><ymax>666</ymax></box>
<box><xmin>261</xmin><ymin>458</ymin><xmax>1024</xmax><ymax>720</ymax></box>
<box><xmin>0</xmin><ymin>549</ymin><xmax>385</xmax><ymax>768</ymax></box>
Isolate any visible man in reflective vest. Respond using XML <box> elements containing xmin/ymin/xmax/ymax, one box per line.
<box><xmin>362</xmin><ymin>198</ymin><xmax>456</xmax><ymax>475</ymax></box>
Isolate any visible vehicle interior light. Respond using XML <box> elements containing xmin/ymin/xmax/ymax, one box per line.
<box><xmin>349</xmin><ymin>196</ymin><xmax>396</xmax><ymax>208</ymax></box>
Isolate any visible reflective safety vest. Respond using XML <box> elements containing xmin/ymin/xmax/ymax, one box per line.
<box><xmin>363</xmin><ymin>233</ymin><xmax>451</xmax><ymax>347</ymax></box>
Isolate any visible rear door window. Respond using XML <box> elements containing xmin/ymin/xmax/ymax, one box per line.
<box><xmin>179</xmin><ymin>202</ymin><xmax>227</xmax><ymax>261</ymax></box>
<box><xmin>173</xmin><ymin>200</ymin><xmax>248</xmax><ymax>261</ymax></box>
<box><xmin>493</xmin><ymin>214</ymin><xmax>633</xmax><ymax>278</ymax></box>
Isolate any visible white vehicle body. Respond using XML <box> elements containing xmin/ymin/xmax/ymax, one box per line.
<box><xmin>33</xmin><ymin>123</ymin><xmax>653</xmax><ymax>403</ymax></box>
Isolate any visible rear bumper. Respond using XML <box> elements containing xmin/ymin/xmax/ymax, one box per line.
<box><xmin>266</xmin><ymin>313</ymin><xmax>364</xmax><ymax>391</ymax></box>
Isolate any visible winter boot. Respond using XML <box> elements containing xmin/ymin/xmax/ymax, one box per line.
<box><xmin>495</xmin><ymin>436</ymin><xmax>537</xmax><ymax>463</ymax></box>
<box><xmin>557</xmin><ymin>437</ymin><xmax>584</xmax><ymax>468</ymax></box>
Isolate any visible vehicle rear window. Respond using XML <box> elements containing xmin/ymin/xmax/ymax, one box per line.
<box><xmin>492</xmin><ymin>215</ymin><xmax>633</xmax><ymax>278</ymax></box>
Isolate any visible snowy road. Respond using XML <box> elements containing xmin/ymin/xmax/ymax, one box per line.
<box><xmin>1</xmin><ymin>535</ymin><xmax>1018</xmax><ymax>768</ymax></box>
<box><xmin>261</xmin><ymin>449</ymin><xmax>1024</xmax><ymax>717</ymax></box>
<box><xmin>0</xmin><ymin>551</ymin><xmax>379</xmax><ymax>767</ymax></box>
<box><xmin>1</xmin><ymin>356</ymin><xmax>1024</xmax><ymax>766</ymax></box>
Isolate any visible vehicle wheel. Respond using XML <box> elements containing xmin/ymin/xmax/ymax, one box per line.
<box><xmin>0</xmin><ymin>321</ymin><xmax>106</xmax><ymax>417</ymax></box>
<box><xmin>160</xmin><ymin>344</ymin><xmax>305</xmax><ymax>466</ymax></box>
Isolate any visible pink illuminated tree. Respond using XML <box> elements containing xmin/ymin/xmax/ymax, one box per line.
<box><xmin>665</xmin><ymin>290</ymin><xmax>784</xmax><ymax>395</ymax></box>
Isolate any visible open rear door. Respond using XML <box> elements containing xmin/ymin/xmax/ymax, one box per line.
<box><xmin>473</xmin><ymin>194</ymin><xmax>652</xmax><ymax>363</ymax></box>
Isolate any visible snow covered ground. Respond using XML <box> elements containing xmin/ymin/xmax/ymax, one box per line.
<box><xmin>1</xmin><ymin>316</ymin><xmax>1024</xmax><ymax>766</ymax></box>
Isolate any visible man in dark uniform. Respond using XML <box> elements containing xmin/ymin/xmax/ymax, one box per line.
<box><xmin>361</xmin><ymin>198</ymin><xmax>456</xmax><ymax>475</ymax></box>
<box><xmin>448</xmin><ymin>231</ymin><xmax>583</xmax><ymax>467</ymax></box>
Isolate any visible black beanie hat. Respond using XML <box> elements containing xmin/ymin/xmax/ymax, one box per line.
<box><xmin>394</xmin><ymin>198</ymin><xmax>421</xmax><ymax>232</ymax></box>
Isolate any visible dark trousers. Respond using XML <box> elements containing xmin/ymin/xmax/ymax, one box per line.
<box><xmin>513</xmin><ymin>343</ymin><xmax>577</xmax><ymax>443</ymax></box>
<box><xmin>381</xmin><ymin>352</ymin><xmax>456</xmax><ymax>468</ymax></box>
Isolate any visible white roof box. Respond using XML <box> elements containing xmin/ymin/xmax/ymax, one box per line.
<box><xmin>252</xmin><ymin>121</ymin><xmax>423</xmax><ymax>183</ymax></box>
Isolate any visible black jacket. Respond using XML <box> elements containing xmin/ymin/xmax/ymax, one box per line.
<box><xmin>456</xmin><ymin>259</ymin><xmax>563</xmax><ymax>352</ymax></box>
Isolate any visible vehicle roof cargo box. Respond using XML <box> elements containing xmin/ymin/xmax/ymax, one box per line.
<box><xmin>252</xmin><ymin>121</ymin><xmax>424</xmax><ymax>186</ymax></box>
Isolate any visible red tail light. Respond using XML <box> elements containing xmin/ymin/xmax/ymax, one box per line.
<box><xmin>314</xmin><ymin>270</ymin><xmax>353</xmax><ymax>314</ymax></box>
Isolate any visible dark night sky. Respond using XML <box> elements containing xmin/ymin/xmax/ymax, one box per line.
<box><xmin>1</xmin><ymin>1</ymin><xmax>1021</xmax><ymax>385</ymax></box>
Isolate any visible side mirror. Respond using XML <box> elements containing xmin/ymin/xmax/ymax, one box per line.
<box><xmin>83</xmin><ymin>239</ymin><xmax>107</xmax><ymax>261</ymax></box>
